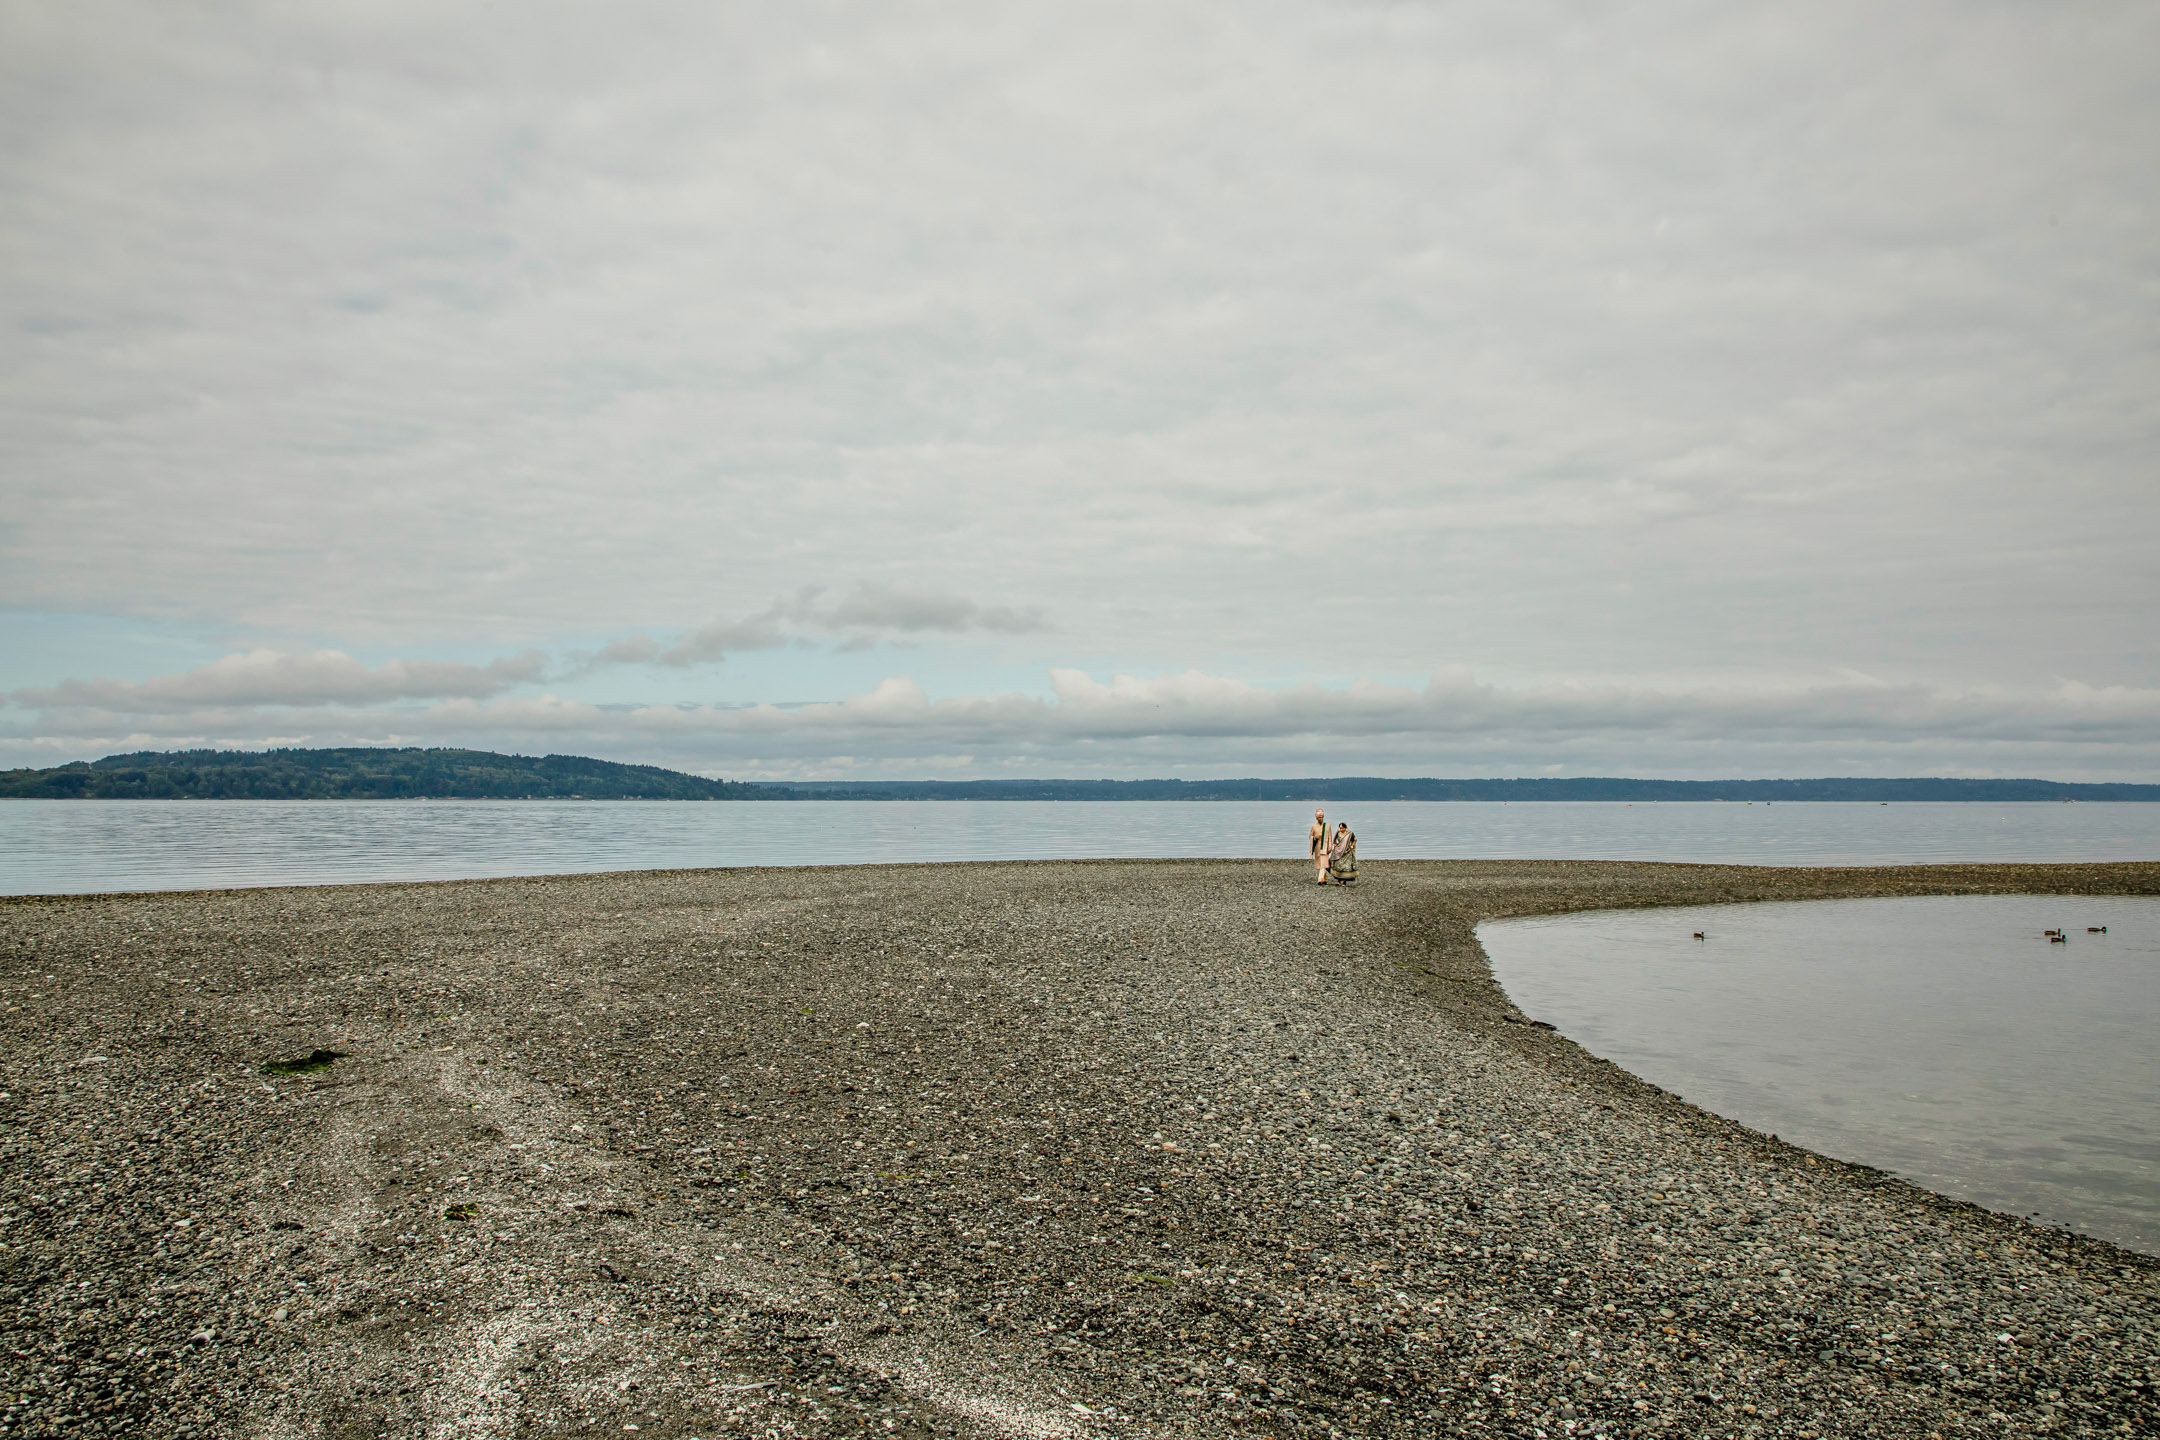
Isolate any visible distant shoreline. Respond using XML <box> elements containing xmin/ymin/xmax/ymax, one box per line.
<box><xmin>9</xmin><ymin>794</ymin><xmax>2160</xmax><ymax>802</ymax></box>
<box><xmin>5</xmin><ymin>747</ymin><xmax>2157</xmax><ymax>801</ymax></box>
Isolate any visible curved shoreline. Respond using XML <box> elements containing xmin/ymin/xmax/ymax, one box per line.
<box><xmin>1474</xmin><ymin>891</ymin><xmax>2160</xmax><ymax>1258</ymax></box>
<box><xmin>2</xmin><ymin>858</ymin><xmax>2155</xmax><ymax>1438</ymax></box>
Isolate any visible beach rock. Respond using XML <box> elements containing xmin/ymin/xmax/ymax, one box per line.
<box><xmin>0</xmin><ymin>857</ymin><xmax>2155</xmax><ymax>1437</ymax></box>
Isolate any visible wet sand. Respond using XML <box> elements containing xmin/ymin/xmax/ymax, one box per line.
<box><xmin>2</xmin><ymin>858</ymin><xmax>2156</xmax><ymax>1438</ymax></box>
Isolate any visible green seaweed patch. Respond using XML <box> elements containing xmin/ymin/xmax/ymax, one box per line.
<box><xmin>261</xmin><ymin>1049</ymin><xmax>347</xmax><ymax>1076</ymax></box>
<box><xmin>443</xmin><ymin>1202</ymin><xmax>480</xmax><ymax>1221</ymax></box>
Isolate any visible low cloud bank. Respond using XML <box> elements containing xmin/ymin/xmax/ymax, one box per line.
<box><xmin>7</xmin><ymin>665</ymin><xmax>2158</xmax><ymax>781</ymax></box>
<box><xmin>8</xmin><ymin>649</ymin><xmax>547</xmax><ymax>713</ymax></box>
<box><xmin>6</xmin><ymin>583</ymin><xmax>1044</xmax><ymax>717</ymax></box>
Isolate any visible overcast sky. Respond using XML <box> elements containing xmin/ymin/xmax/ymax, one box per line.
<box><xmin>3</xmin><ymin>1</ymin><xmax>2155</xmax><ymax>780</ymax></box>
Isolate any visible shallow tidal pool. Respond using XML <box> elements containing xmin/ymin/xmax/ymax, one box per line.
<box><xmin>1480</xmin><ymin>894</ymin><xmax>2160</xmax><ymax>1256</ymax></box>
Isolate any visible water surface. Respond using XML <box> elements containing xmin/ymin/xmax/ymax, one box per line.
<box><xmin>1481</xmin><ymin>895</ymin><xmax>2160</xmax><ymax>1255</ymax></box>
<box><xmin>2</xmin><ymin>799</ymin><xmax>2155</xmax><ymax>895</ymax></box>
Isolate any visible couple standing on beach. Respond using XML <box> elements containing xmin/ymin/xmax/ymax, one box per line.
<box><xmin>1306</xmin><ymin>808</ymin><xmax>1358</xmax><ymax>885</ymax></box>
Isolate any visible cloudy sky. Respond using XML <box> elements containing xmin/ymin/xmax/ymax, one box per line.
<box><xmin>3</xmin><ymin>1</ymin><xmax>2155</xmax><ymax>780</ymax></box>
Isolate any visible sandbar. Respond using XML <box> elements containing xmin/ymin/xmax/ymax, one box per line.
<box><xmin>2</xmin><ymin>858</ymin><xmax>2155</xmax><ymax>1437</ymax></box>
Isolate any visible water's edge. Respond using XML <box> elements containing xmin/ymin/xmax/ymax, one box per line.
<box><xmin>1473</xmin><ymin>893</ymin><xmax>2160</xmax><ymax>1257</ymax></box>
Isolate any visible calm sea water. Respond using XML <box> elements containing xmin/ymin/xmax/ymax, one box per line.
<box><xmin>1481</xmin><ymin>896</ymin><xmax>2160</xmax><ymax>1256</ymax></box>
<box><xmin>0</xmin><ymin>799</ymin><xmax>2155</xmax><ymax>895</ymax></box>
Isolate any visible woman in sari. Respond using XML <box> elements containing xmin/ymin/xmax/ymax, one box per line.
<box><xmin>1327</xmin><ymin>822</ymin><xmax>1358</xmax><ymax>884</ymax></box>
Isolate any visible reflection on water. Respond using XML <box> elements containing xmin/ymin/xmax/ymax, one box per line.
<box><xmin>1480</xmin><ymin>895</ymin><xmax>2160</xmax><ymax>1256</ymax></box>
<box><xmin>2</xmin><ymin>799</ymin><xmax>2158</xmax><ymax>895</ymax></box>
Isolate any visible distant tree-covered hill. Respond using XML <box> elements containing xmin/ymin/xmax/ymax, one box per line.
<box><xmin>2</xmin><ymin>749</ymin><xmax>2153</xmax><ymax>800</ymax></box>
<box><xmin>0</xmin><ymin>748</ymin><xmax>758</xmax><ymax>800</ymax></box>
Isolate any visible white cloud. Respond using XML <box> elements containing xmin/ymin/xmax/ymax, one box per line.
<box><xmin>9</xmin><ymin>666</ymin><xmax>2157</xmax><ymax>780</ymax></box>
<box><xmin>8</xmin><ymin>648</ymin><xmax>545</xmax><ymax>713</ymax></box>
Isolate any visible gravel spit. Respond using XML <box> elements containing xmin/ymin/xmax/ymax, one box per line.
<box><xmin>2</xmin><ymin>858</ymin><xmax>2155</xmax><ymax>1438</ymax></box>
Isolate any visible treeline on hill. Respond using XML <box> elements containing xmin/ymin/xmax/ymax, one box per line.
<box><xmin>1</xmin><ymin>750</ymin><xmax>2154</xmax><ymax>800</ymax></box>
<box><xmin>0</xmin><ymin>748</ymin><xmax>759</xmax><ymax>800</ymax></box>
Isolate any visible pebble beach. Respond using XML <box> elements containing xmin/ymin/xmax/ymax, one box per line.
<box><xmin>2</xmin><ymin>857</ymin><xmax>2156</xmax><ymax>1439</ymax></box>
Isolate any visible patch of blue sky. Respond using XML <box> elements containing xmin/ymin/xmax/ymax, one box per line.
<box><xmin>3</xmin><ymin>611</ymin><xmax>1453</xmax><ymax>717</ymax></box>
<box><xmin>0</xmin><ymin>611</ymin><xmax>233</xmax><ymax>691</ymax></box>
<box><xmin>0</xmin><ymin>613</ymin><xmax>543</xmax><ymax>697</ymax></box>
<box><xmin>550</xmin><ymin>639</ymin><xmax>1443</xmax><ymax>711</ymax></box>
